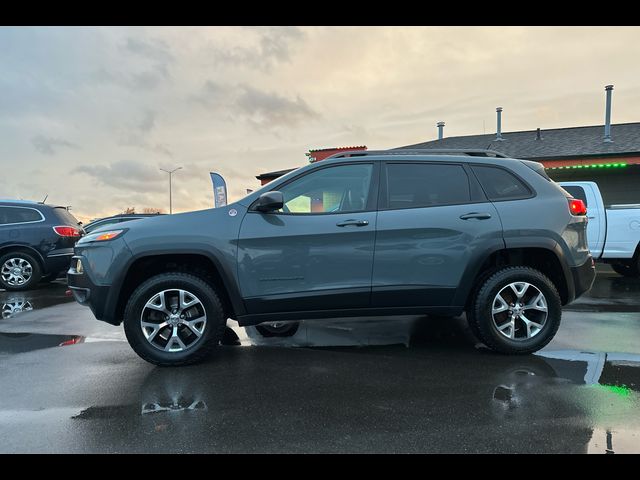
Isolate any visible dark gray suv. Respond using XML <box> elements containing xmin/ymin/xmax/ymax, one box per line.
<box><xmin>68</xmin><ymin>150</ymin><xmax>596</xmax><ymax>366</ymax></box>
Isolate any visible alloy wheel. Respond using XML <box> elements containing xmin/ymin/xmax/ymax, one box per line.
<box><xmin>491</xmin><ymin>282</ymin><xmax>548</xmax><ymax>341</ymax></box>
<box><xmin>1</xmin><ymin>258</ymin><xmax>33</xmax><ymax>287</ymax></box>
<box><xmin>140</xmin><ymin>289</ymin><xmax>207</xmax><ymax>352</ymax></box>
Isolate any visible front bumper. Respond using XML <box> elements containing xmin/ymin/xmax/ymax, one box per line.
<box><xmin>569</xmin><ymin>255</ymin><xmax>596</xmax><ymax>301</ymax></box>
<box><xmin>67</xmin><ymin>256</ymin><xmax>119</xmax><ymax>325</ymax></box>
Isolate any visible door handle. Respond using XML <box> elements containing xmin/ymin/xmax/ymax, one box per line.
<box><xmin>336</xmin><ymin>219</ymin><xmax>369</xmax><ymax>227</ymax></box>
<box><xmin>459</xmin><ymin>212</ymin><xmax>492</xmax><ymax>220</ymax></box>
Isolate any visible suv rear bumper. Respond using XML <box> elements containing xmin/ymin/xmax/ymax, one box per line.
<box><xmin>569</xmin><ymin>255</ymin><xmax>596</xmax><ymax>301</ymax></box>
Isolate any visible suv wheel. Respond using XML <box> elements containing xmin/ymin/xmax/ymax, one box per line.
<box><xmin>467</xmin><ymin>267</ymin><xmax>562</xmax><ymax>354</ymax></box>
<box><xmin>0</xmin><ymin>252</ymin><xmax>42</xmax><ymax>291</ymax></box>
<box><xmin>123</xmin><ymin>272</ymin><xmax>226</xmax><ymax>366</ymax></box>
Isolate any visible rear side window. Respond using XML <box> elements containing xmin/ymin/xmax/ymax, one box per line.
<box><xmin>52</xmin><ymin>207</ymin><xmax>81</xmax><ymax>226</ymax></box>
<box><xmin>385</xmin><ymin>163</ymin><xmax>471</xmax><ymax>209</ymax></box>
<box><xmin>0</xmin><ymin>207</ymin><xmax>43</xmax><ymax>225</ymax></box>
<box><xmin>471</xmin><ymin>165</ymin><xmax>532</xmax><ymax>201</ymax></box>
<box><xmin>562</xmin><ymin>186</ymin><xmax>588</xmax><ymax>206</ymax></box>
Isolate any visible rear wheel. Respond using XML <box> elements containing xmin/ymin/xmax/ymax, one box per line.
<box><xmin>611</xmin><ymin>261</ymin><xmax>640</xmax><ymax>278</ymax></box>
<box><xmin>123</xmin><ymin>272</ymin><xmax>226</xmax><ymax>366</ymax></box>
<box><xmin>467</xmin><ymin>267</ymin><xmax>562</xmax><ymax>354</ymax></box>
<box><xmin>0</xmin><ymin>252</ymin><xmax>42</xmax><ymax>291</ymax></box>
<box><xmin>255</xmin><ymin>321</ymin><xmax>300</xmax><ymax>337</ymax></box>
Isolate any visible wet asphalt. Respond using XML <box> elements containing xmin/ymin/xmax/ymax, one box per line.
<box><xmin>0</xmin><ymin>265</ymin><xmax>639</xmax><ymax>453</ymax></box>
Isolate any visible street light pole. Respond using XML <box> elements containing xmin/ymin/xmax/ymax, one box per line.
<box><xmin>159</xmin><ymin>167</ymin><xmax>182</xmax><ymax>214</ymax></box>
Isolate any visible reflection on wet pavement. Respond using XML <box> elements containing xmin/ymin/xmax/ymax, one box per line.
<box><xmin>0</xmin><ymin>281</ymin><xmax>73</xmax><ymax>319</ymax></box>
<box><xmin>0</xmin><ymin>265</ymin><xmax>639</xmax><ymax>452</ymax></box>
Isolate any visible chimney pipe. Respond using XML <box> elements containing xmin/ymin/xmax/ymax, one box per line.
<box><xmin>495</xmin><ymin>107</ymin><xmax>504</xmax><ymax>141</ymax></box>
<box><xmin>536</xmin><ymin>128</ymin><xmax>542</xmax><ymax>140</ymax></box>
<box><xmin>604</xmin><ymin>85</ymin><xmax>613</xmax><ymax>143</ymax></box>
<box><xmin>437</xmin><ymin>121</ymin><xmax>445</xmax><ymax>140</ymax></box>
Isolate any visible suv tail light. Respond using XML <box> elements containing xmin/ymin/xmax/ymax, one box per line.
<box><xmin>568</xmin><ymin>198</ymin><xmax>587</xmax><ymax>216</ymax></box>
<box><xmin>53</xmin><ymin>226</ymin><xmax>83</xmax><ymax>237</ymax></box>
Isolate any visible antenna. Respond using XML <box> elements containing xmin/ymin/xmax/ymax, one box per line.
<box><xmin>41</xmin><ymin>194</ymin><xmax>48</xmax><ymax>204</ymax></box>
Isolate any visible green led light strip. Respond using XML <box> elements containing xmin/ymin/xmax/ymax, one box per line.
<box><xmin>546</xmin><ymin>163</ymin><xmax>628</xmax><ymax>170</ymax></box>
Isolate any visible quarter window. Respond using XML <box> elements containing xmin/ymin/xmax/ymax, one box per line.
<box><xmin>471</xmin><ymin>165</ymin><xmax>532</xmax><ymax>201</ymax></box>
<box><xmin>385</xmin><ymin>163</ymin><xmax>471</xmax><ymax>209</ymax></box>
<box><xmin>0</xmin><ymin>207</ymin><xmax>43</xmax><ymax>225</ymax></box>
<box><xmin>277</xmin><ymin>164</ymin><xmax>373</xmax><ymax>214</ymax></box>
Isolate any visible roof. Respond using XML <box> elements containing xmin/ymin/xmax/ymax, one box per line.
<box><xmin>399</xmin><ymin>122</ymin><xmax>640</xmax><ymax>160</ymax></box>
<box><xmin>307</xmin><ymin>145</ymin><xmax>366</xmax><ymax>154</ymax></box>
<box><xmin>256</xmin><ymin>168</ymin><xmax>296</xmax><ymax>180</ymax></box>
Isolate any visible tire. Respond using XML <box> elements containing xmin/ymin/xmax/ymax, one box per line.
<box><xmin>123</xmin><ymin>272</ymin><xmax>226</xmax><ymax>366</ymax></box>
<box><xmin>467</xmin><ymin>266</ymin><xmax>562</xmax><ymax>355</ymax></box>
<box><xmin>611</xmin><ymin>261</ymin><xmax>640</xmax><ymax>278</ymax></box>
<box><xmin>0</xmin><ymin>252</ymin><xmax>42</xmax><ymax>291</ymax></box>
<box><xmin>255</xmin><ymin>321</ymin><xmax>300</xmax><ymax>337</ymax></box>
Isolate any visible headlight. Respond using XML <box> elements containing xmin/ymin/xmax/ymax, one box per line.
<box><xmin>77</xmin><ymin>229</ymin><xmax>125</xmax><ymax>245</ymax></box>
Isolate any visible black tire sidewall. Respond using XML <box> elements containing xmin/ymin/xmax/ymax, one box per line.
<box><xmin>0</xmin><ymin>252</ymin><xmax>42</xmax><ymax>291</ymax></box>
<box><xmin>123</xmin><ymin>273</ymin><xmax>225</xmax><ymax>366</ymax></box>
<box><xmin>473</xmin><ymin>268</ymin><xmax>562</xmax><ymax>353</ymax></box>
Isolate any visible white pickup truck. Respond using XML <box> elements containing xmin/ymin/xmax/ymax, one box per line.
<box><xmin>559</xmin><ymin>181</ymin><xmax>640</xmax><ymax>277</ymax></box>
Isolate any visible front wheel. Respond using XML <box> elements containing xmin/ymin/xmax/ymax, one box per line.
<box><xmin>123</xmin><ymin>272</ymin><xmax>226</xmax><ymax>366</ymax></box>
<box><xmin>467</xmin><ymin>267</ymin><xmax>562</xmax><ymax>354</ymax></box>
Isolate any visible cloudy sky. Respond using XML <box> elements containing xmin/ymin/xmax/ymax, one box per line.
<box><xmin>2</xmin><ymin>26</ymin><xmax>640</xmax><ymax>222</ymax></box>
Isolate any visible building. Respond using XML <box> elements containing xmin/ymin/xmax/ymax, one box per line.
<box><xmin>255</xmin><ymin>146</ymin><xmax>367</xmax><ymax>186</ymax></box>
<box><xmin>399</xmin><ymin>85</ymin><xmax>640</xmax><ymax>205</ymax></box>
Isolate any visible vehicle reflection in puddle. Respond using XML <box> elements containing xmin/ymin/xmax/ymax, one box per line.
<box><xmin>0</xmin><ymin>281</ymin><xmax>73</xmax><ymax>319</ymax></box>
<box><xmin>0</xmin><ymin>332</ymin><xmax>86</xmax><ymax>354</ymax></box>
<box><xmin>61</xmin><ymin>316</ymin><xmax>640</xmax><ymax>453</ymax></box>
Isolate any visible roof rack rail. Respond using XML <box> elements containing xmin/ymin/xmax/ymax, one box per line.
<box><xmin>327</xmin><ymin>149</ymin><xmax>510</xmax><ymax>159</ymax></box>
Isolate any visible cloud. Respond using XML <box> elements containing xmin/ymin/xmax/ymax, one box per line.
<box><xmin>236</xmin><ymin>84</ymin><xmax>319</xmax><ymax>128</ymax></box>
<box><xmin>117</xmin><ymin>110</ymin><xmax>173</xmax><ymax>157</ymax></box>
<box><xmin>122</xmin><ymin>37</ymin><xmax>173</xmax><ymax>64</ymax></box>
<box><xmin>74</xmin><ymin>160</ymin><xmax>165</xmax><ymax>193</ymax></box>
<box><xmin>210</xmin><ymin>27</ymin><xmax>305</xmax><ymax>72</ymax></box>
<box><xmin>32</xmin><ymin>135</ymin><xmax>79</xmax><ymax>155</ymax></box>
<box><xmin>193</xmin><ymin>81</ymin><xmax>319</xmax><ymax>129</ymax></box>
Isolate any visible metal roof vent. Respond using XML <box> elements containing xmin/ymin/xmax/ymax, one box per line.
<box><xmin>437</xmin><ymin>121</ymin><xmax>445</xmax><ymax>140</ymax></box>
<box><xmin>604</xmin><ymin>85</ymin><xmax>614</xmax><ymax>143</ymax></box>
<box><xmin>495</xmin><ymin>107</ymin><xmax>504</xmax><ymax>141</ymax></box>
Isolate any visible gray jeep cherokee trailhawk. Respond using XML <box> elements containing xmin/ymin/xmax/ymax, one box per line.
<box><xmin>68</xmin><ymin>149</ymin><xmax>596</xmax><ymax>366</ymax></box>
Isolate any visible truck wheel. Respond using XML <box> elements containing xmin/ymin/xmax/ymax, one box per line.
<box><xmin>467</xmin><ymin>267</ymin><xmax>562</xmax><ymax>354</ymax></box>
<box><xmin>123</xmin><ymin>272</ymin><xmax>226</xmax><ymax>366</ymax></box>
<box><xmin>0</xmin><ymin>252</ymin><xmax>42</xmax><ymax>291</ymax></box>
<box><xmin>611</xmin><ymin>261</ymin><xmax>640</xmax><ymax>278</ymax></box>
<box><xmin>255</xmin><ymin>321</ymin><xmax>300</xmax><ymax>337</ymax></box>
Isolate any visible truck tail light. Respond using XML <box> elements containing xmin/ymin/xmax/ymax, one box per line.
<box><xmin>568</xmin><ymin>199</ymin><xmax>587</xmax><ymax>216</ymax></box>
<box><xmin>53</xmin><ymin>226</ymin><xmax>83</xmax><ymax>237</ymax></box>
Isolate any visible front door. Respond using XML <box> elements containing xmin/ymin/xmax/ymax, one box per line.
<box><xmin>372</xmin><ymin>162</ymin><xmax>504</xmax><ymax>307</ymax></box>
<box><xmin>238</xmin><ymin>163</ymin><xmax>378</xmax><ymax>314</ymax></box>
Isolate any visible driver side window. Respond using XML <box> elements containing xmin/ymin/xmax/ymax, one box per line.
<box><xmin>278</xmin><ymin>164</ymin><xmax>373</xmax><ymax>214</ymax></box>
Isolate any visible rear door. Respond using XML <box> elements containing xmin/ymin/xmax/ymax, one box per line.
<box><xmin>371</xmin><ymin>162</ymin><xmax>504</xmax><ymax>308</ymax></box>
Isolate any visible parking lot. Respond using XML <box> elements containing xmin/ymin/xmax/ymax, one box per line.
<box><xmin>0</xmin><ymin>264</ymin><xmax>638</xmax><ymax>453</ymax></box>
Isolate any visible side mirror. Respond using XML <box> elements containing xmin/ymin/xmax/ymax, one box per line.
<box><xmin>255</xmin><ymin>191</ymin><xmax>284</xmax><ymax>212</ymax></box>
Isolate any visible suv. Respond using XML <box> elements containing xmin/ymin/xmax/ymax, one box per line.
<box><xmin>68</xmin><ymin>150</ymin><xmax>596</xmax><ymax>366</ymax></box>
<box><xmin>1</xmin><ymin>200</ymin><xmax>83</xmax><ymax>291</ymax></box>
<box><xmin>83</xmin><ymin>213</ymin><xmax>164</xmax><ymax>234</ymax></box>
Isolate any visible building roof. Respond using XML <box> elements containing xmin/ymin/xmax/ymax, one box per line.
<box><xmin>399</xmin><ymin>122</ymin><xmax>640</xmax><ymax>160</ymax></box>
<box><xmin>255</xmin><ymin>168</ymin><xmax>296</xmax><ymax>181</ymax></box>
<box><xmin>307</xmin><ymin>145</ymin><xmax>367</xmax><ymax>154</ymax></box>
